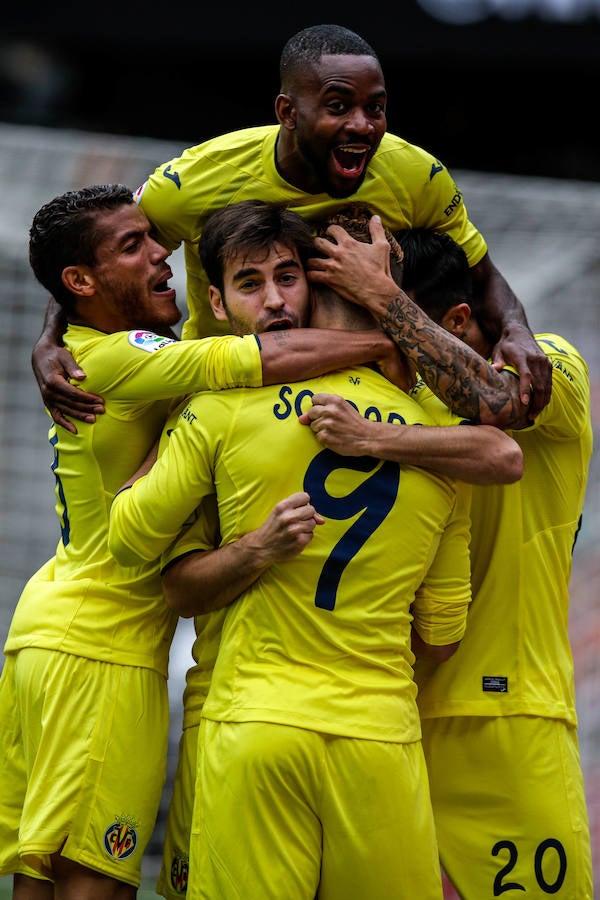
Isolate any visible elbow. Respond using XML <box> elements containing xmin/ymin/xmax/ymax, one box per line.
<box><xmin>476</xmin><ymin>427</ymin><xmax>524</xmax><ymax>484</ymax></box>
<box><xmin>165</xmin><ymin>596</ymin><xmax>195</xmax><ymax>618</ymax></box>
<box><xmin>108</xmin><ymin>533</ymin><xmax>148</xmax><ymax>568</ymax></box>
<box><xmin>428</xmin><ymin>640</ymin><xmax>461</xmax><ymax>663</ymax></box>
<box><xmin>498</xmin><ymin>442</ymin><xmax>524</xmax><ymax>484</ymax></box>
<box><xmin>162</xmin><ymin>574</ymin><xmax>197</xmax><ymax>618</ymax></box>
<box><xmin>503</xmin><ymin>438</ymin><xmax>524</xmax><ymax>484</ymax></box>
<box><xmin>412</xmin><ymin>627</ymin><xmax>461</xmax><ymax>663</ymax></box>
<box><xmin>108</xmin><ymin>523</ymin><xmax>158</xmax><ymax>567</ymax></box>
<box><xmin>108</xmin><ymin>496</ymin><xmax>158</xmax><ymax>566</ymax></box>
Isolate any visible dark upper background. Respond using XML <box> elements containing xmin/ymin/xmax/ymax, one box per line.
<box><xmin>0</xmin><ymin>0</ymin><xmax>598</xmax><ymax>182</ymax></box>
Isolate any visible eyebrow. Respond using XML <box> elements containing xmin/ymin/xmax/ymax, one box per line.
<box><xmin>322</xmin><ymin>83</ymin><xmax>386</xmax><ymax>101</ymax></box>
<box><xmin>232</xmin><ymin>257</ymin><xmax>303</xmax><ymax>282</ymax></box>
<box><xmin>110</xmin><ymin>226</ymin><xmax>146</xmax><ymax>249</ymax></box>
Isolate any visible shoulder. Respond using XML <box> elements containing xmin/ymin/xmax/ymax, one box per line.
<box><xmin>535</xmin><ymin>333</ymin><xmax>588</xmax><ymax>367</ymax></box>
<box><xmin>367</xmin><ymin>133</ymin><xmax>462</xmax><ymax>214</ymax></box>
<box><xmin>373</xmin><ymin>132</ymin><xmax>442</xmax><ymax>171</ymax></box>
<box><xmin>530</xmin><ymin>333</ymin><xmax>591</xmax><ymax>436</ymax></box>
<box><xmin>64</xmin><ymin>328</ymin><xmax>177</xmax><ymax>385</ymax></box>
<box><xmin>173</xmin><ymin>125</ymin><xmax>276</xmax><ymax>164</ymax></box>
<box><xmin>535</xmin><ymin>333</ymin><xmax>590</xmax><ymax>394</ymax></box>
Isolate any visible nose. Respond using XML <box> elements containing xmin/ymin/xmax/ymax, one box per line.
<box><xmin>344</xmin><ymin>108</ymin><xmax>374</xmax><ymax>136</ymax></box>
<box><xmin>148</xmin><ymin>235</ymin><xmax>169</xmax><ymax>261</ymax></box>
<box><xmin>263</xmin><ymin>280</ymin><xmax>285</xmax><ymax>310</ymax></box>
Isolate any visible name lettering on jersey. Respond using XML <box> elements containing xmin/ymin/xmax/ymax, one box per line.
<box><xmin>430</xmin><ymin>160</ymin><xmax>444</xmax><ymax>180</ymax></box>
<box><xmin>180</xmin><ymin>405</ymin><xmax>198</xmax><ymax>425</ymax></box>
<box><xmin>163</xmin><ymin>164</ymin><xmax>182</xmax><ymax>190</ymax></box>
<box><xmin>272</xmin><ymin>384</ymin><xmax>408</xmax><ymax>425</ymax></box>
<box><xmin>128</xmin><ymin>330</ymin><xmax>176</xmax><ymax>353</ymax></box>
<box><xmin>551</xmin><ymin>358</ymin><xmax>574</xmax><ymax>382</ymax></box>
<box><xmin>443</xmin><ymin>187</ymin><xmax>463</xmax><ymax>217</ymax></box>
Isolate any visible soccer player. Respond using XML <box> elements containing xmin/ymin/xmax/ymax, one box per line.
<box><xmin>152</xmin><ymin>203</ymin><xmax>523</xmax><ymax>900</ymax></box>
<box><xmin>0</xmin><ymin>184</ymin><xmax>427</xmax><ymax>899</ymax></box>
<box><xmin>30</xmin><ymin>23</ymin><xmax>552</xmax><ymax>432</ymax></box>
<box><xmin>108</xmin><ymin>200</ymin><xmax>524</xmax><ymax>900</ymax></box>
<box><xmin>305</xmin><ymin>222</ymin><xmax>594</xmax><ymax>898</ymax></box>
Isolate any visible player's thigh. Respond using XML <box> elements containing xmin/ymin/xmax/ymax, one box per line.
<box><xmin>319</xmin><ymin>736</ymin><xmax>443</xmax><ymax>900</ymax></box>
<box><xmin>156</xmin><ymin>723</ymin><xmax>199</xmax><ymax>900</ymax></box>
<box><xmin>422</xmin><ymin>716</ymin><xmax>592</xmax><ymax>900</ymax></box>
<box><xmin>16</xmin><ymin>648</ymin><xmax>169</xmax><ymax>887</ymax></box>
<box><xmin>190</xmin><ymin>719</ymin><xmax>322</xmax><ymax>900</ymax></box>
<box><xmin>0</xmin><ymin>655</ymin><xmax>46</xmax><ymax>881</ymax></box>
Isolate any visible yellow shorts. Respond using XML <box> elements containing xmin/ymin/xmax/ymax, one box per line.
<box><xmin>0</xmin><ymin>656</ymin><xmax>50</xmax><ymax>882</ymax></box>
<box><xmin>421</xmin><ymin>715</ymin><xmax>593</xmax><ymax>900</ymax></box>
<box><xmin>156</xmin><ymin>723</ymin><xmax>199</xmax><ymax>899</ymax></box>
<box><xmin>0</xmin><ymin>648</ymin><xmax>169</xmax><ymax>886</ymax></box>
<box><xmin>190</xmin><ymin>719</ymin><xmax>443</xmax><ymax>900</ymax></box>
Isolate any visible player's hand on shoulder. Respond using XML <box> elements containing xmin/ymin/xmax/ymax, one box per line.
<box><xmin>32</xmin><ymin>343</ymin><xmax>105</xmax><ymax>434</ymax></box>
<box><xmin>492</xmin><ymin>322</ymin><xmax>552</xmax><ymax>419</ymax></box>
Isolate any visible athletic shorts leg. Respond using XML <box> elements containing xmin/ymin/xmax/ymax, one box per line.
<box><xmin>189</xmin><ymin>720</ymin><xmax>323</xmax><ymax>900</ymax></box>
<box><xmin>0</xmin><ymin>655</ymin><xmax>48</xmax><ymax>881</ymax></box>
<box><xmin>156</xmin><ymin>724</ymin><xmax>199</xmax><ymax>899</ymax></box>
<box><xmin>421</xmin><ymin>715</ymin><xmax>593</xmax><ymax>899</ymax></box>
<box><xmin>319</xmin><ymin>736</ymin><xmax>443</xmax><ymax>900</ymax></box>
<box><xmin>14</xmin><ymin>648</ymin><xmax>169</xmax><ymax>886</ymax></box>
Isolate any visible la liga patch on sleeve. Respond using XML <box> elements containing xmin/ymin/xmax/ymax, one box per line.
<box><xmin>128</xmin><ymin>330</ymin><xmax>176</xmax><ymax>353</ymax></box>
<box><xmin>132</xmin><ymin>181</ymin><xmax>147</xmax><ymax>204</ymax></box>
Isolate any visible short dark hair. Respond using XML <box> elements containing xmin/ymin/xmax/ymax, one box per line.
<box><xmin>317</xmin><ymin>204</ymin><xmax>404</xmax><ymax>286</ymax></box>
<box><xmin>29</xmin><ymin>183</ymin><xmax>134</xmax><ymax>311</ymax></box>
<box><xmin>198</xmin><ymin>200</ymin><xmax>315</xmax><ymax>294</ymax></box>
<box><xmin>280</xmin><ymin>24</ymin><xmax>379</xmax><ymax>91</ymax></box>
<box><xmin>395</xmin><ymin>228</ymin><xmax>473</xmax><ymax>323</ymax></box>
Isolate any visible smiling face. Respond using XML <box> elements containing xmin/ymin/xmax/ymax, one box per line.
<box><xmin>208</xmin><ymin>240</ymin><xmax>311</xmax><ymax>335</ymax></box>
<box><xmin>66</xmin><ymin>204</ymin><xmax>181</xmax><ymax>334</ymax></box>
<box><xmin>277</xmin><ymin>53</ymin><xmax>387</xmax><ymax>198</ymax></box>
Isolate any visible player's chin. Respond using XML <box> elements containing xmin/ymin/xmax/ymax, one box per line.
<box><xmin>326</xmin><ymin>171</ymin><xmax>366</xmax><ymax>199</ymax></box>
<box><xmin>153</xmin><ymin>302</ymin><xmax>182</xmax><ymax>330</ymax></box>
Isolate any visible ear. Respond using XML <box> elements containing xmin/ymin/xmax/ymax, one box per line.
<box><xmin>62</xmin><ymin>265</ymin><xmax>96</xmax><ymax>298</ymax></box>
<box><xmin>275</xmin><ymin>93</ymin><xmax>297</xmax><ymax>130</ymax></box>
<box><xmin>440</xmin><ymin>302</ymin><xmax>471</xmax><ymax>338</ymax></box>
<box><xmin>208</xmin><ymin>286</ymin><xmax>228</xmax><ymax>322</ymax></box>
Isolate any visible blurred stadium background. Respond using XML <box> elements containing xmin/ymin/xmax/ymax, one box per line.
<box><xmin>0</xmin><ymin>2</ymin><xmax>598</xmax><ymax>893</ymax></box>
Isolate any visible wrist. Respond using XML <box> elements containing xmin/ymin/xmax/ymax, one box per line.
<box><xmin>362</xmin><ymin>278</ymin><xmax>400</xmax><ymax>318</ymax></box>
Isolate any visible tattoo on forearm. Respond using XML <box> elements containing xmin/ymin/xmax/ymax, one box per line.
<box><xmin>270</xmin><ymin>330</ymin><xmax>291</xmax><ymax>347</ymax></box>
<box><xmin>379</xmin><ymin>295</ymin><xmax>520</xmax><ymax>424</ymax></box>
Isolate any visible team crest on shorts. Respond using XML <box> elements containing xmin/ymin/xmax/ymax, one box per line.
<box><xmin>104</xmin><ymin>814</ymin><xmax>139</xmax><ymax>859</ymax></box>
<box><xmin>170</xmin><ymin>849</ymin><xmax>189</xmax><ymax>894</ymax></box>
<box><xmin>128</xmin><ymin>330</ymin><xmax>176</xmax><ymax>353</ymax></box>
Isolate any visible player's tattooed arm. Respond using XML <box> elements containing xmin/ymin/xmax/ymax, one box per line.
<box><xmin>379</xmin><ymin>295</ymin><xmax>529</xmax><ymax>429</ymax></box>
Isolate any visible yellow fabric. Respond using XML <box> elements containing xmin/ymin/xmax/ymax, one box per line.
<box><xmin>0</xmin><ymin>648</ymin><xmax>168</xmax><ymax>884</ymax></box>
<box><xmin>421</xmin><ymin>715</ymin><xmax>593</xmax><ymax>899</ymax></box>
<box><xmin>191</xmin><ymin>720</ymin><xmax>443</xmax><ymax>900</ymax></box>
<box><xmin>415</xmin><ymin>334</ymin><xmax>593</xmax><ymax>725</ymax></box>
<box><xmin>136</xmin><ymin>126</ymin><xmax>487</xmax><ymax>340</ymax></box>
<box><xmin>156</xmin><ymin>722</ymin><xmax>198</xmax><ymax>900</ymax></box>
<box><xmin>4</xmin><ymin>327</ymin><xmax>261</xmax><ymax>675</ymax></box>
<box><xmin>109</xmin><ymin>366</ymin><xmax>472</xmax><ymax>743</ymax></box>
